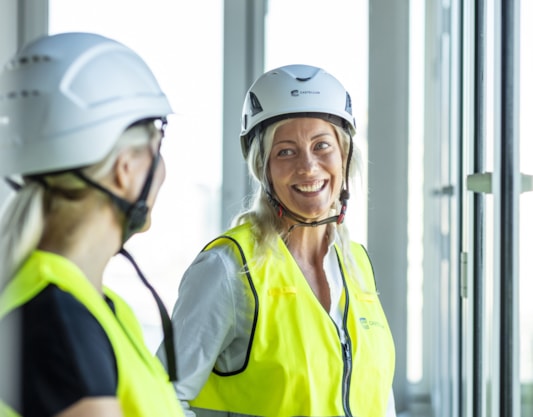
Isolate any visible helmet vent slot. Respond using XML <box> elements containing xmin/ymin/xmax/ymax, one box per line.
<box><xmin>345</xmin><ymin>92</ymin><xmax>352</xmax><ymax>113</ymax></box>
<box><xmin>2</xmin><ymin>90</ymin><xmax>40</xmax><ymax>100</ymax></box>
<box><xmin>7</xmin><ymin>54</ymin><xmax>51</xmax><ymax>70</ymax></box>
<box><xmin>249</xmin><ymin>92</ymin><xmax>263</xmax><ymax>116</ymax></box>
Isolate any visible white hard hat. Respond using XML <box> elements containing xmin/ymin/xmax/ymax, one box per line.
<box><xmin>240</xmin><ymin>64</ymin><xmax>356</xmax><ymax>158</ymax></box>
<box><xmin>0</xmin><ymin>32</ymin><xmax>172</xmax><ymax>176</ymax></box>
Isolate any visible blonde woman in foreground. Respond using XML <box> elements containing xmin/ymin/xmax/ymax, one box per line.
<box><xmin>0</xmin><ymin>32</ymin><xmax>184</xmax><ymax>417</ymax></box>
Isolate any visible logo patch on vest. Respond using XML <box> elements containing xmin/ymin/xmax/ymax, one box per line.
<box><xmin>359</xmin><ymin>317</ymin><xmax>385</xmax><ymax>330</ymax></box>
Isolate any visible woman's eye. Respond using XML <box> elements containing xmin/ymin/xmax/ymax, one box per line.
<box><xmin>315</xmin><ymin>141</ymin><xmax>331</xmax><ymax>150</ymax></box>
<box><xmin>277</xmin><ymin>149</ymin><xmax>294</xmax><ymax>157</ymax></box>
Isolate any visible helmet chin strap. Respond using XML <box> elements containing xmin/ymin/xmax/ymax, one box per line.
<box><xmin>267</xmin><ymin>189</ymin><xmax>349</xmax><ymax>234</ymax></box>
<box><xmin>74</xmin><ymin>116</ymin><xmax>167</xmax><ymax>244</ymax></box>
<box><xmin>73</xmin><ymin>150</ymin><xmax>178</xmax><ymax>382</ymax></box>
<box><xmin>73</xmin><ymin>150</ymin><xmax>160</xmax><ymax>244</ymax></box>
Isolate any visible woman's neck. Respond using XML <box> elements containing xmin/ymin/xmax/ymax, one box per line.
<box><xmin>284</xmin><ymin>223</ymin><xmax>333</xmax><ymax>311</ymax></box>
<box><xmin>284</xmin><ymin>222</ymin><xmax>330</xmax><ymax>263</ymax></box>
<box><xmin>38</xmin><ymin>202</ymin><xmax>121</xmax><ymax>293</ymax></box>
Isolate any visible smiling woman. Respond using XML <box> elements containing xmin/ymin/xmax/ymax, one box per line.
<box><xmin>157</xmin><ymin>64</ymin><xmax>397</xmax><ymax>417</ymax></box>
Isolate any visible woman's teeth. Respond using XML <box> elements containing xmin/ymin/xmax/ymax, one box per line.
<box><xmin>295</xmin><ymin>180</ymin><xmax>325</xmax><ymax>193</ymax></box>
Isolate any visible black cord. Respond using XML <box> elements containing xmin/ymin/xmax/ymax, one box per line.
<box><xmin>118</xmin><ymin>247</ymin><xmax>177</xmax><ymax>382</ymax></box>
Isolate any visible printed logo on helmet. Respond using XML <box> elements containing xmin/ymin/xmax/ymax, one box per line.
<box><xmin>290</xmin><ymin>89</ymin><xmax>320</xmax><ymax>97</ymax></box>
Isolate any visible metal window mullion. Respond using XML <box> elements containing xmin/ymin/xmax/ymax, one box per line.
<box><xmin>222</xmin><ymin>0</ymin><xmax>266</xmax><ymax>228</ymax></box>
<box><xmin>472</xmin><ymin>1</ymin><xmax>486</xmax><ymax>417</ymax></box>
<box><xmin>499</xmin><ymin>0</ymin><xmax>519</xmax><ymax>416</ymax></box>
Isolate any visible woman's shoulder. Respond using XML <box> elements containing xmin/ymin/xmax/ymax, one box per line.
<box><xmin>199</xmin><ymin>223</ymin><xmax>257</xmax><ymax>262</ymax></box>
<box><xmin>23</xmin><ymin>285</ymin><xmax>116</xmax><ymax>367</ymax></box>
<box><xmin>347</xmin><ymin>240</ymin><xmax>370</xmax><ymax>257</ymax></box>
<box><xmin>205</xmin><ymin>223</ymin><xmax>255</xmax><ymax>246</ymax></box>
<box><xmin>19</xmin><ymin>285</ymin><xmax>117</xmax><ymax>414</ymax></box>
<box><xmin>184</xmin><ymin>238</ymin><xmax>245</xmax><ymax>287</ymax></box>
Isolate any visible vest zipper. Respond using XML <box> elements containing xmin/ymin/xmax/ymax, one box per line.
<box><xmin>341</xmin><ymin>338</ymin><xmax>353</xmax><ymax>416</ymax></box>
<box><xmin>335</xmin><ymin>247</ymin><xmax>354</xmax><ymax>417</ymax></box>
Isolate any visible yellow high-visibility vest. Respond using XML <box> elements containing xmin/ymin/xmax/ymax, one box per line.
<box><xmin>0</xmin><ymin>250</ymin><xmax>184</xmax><ymax>417</ymax></box>
<box><xmin>191</xmin><ymin>223</ymin><xmax>395</xmax><ymax>417</ymax></box>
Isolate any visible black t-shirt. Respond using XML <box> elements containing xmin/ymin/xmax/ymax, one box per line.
<box><xmin>1</xmin><ymin>285</ymin><xmax>118</xmax><ymax>417</ymax></box>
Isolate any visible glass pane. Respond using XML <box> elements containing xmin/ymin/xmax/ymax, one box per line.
<box><xmin>483</xmin><ymin>1</ymin><xmax>496</xmax><ymax>414</ymax></box>
<box><xmin>520</xmin><ymin>0</ymin><xmax>533</xmax><ymax>415</ymax></box>
<box><xmin>407</xmin><ymin>0</ymin><xmax>425</xmax><ymax>385</ymax></box>
<box><xmin>49</xmin><ymin>0</ymin><xmax>223</xmax><ymax>351</ymax></box>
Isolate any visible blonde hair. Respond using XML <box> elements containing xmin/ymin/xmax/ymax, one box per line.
<box><xmin>233</xmin><ymin>118</ymin><xmax>365</xmax><ymax>286</ymax></box>
<box><xmin>0</xmin><ymin>122</ymin><xmax>159</xmax><ymax>289</ymax></box>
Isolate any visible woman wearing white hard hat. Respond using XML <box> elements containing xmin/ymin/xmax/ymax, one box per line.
<box><xmin>0</xmin><ymin>32</ymin><xmax>184</xmax><ymax>417</ymax></box>
<box><xmin>158</xmin><ymin>65</ymin><xmax>396</xmax><ymax>417</ymax></box>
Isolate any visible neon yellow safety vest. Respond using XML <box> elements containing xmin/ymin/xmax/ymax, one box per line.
<box><xmin>191</xmin><ymin>223</ymin><xmax>395</xmax><ymax>417</ymax></box>
<box><xmin>0</xmin><ymin>250</ymin><xmax>184</xmax><ymax>417</ymax></box>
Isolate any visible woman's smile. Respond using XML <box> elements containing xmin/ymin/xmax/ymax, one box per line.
<box><xmin>292</xmin><ymin>179</ymin><xmax>328</xmax><ymax>194</ymax></box>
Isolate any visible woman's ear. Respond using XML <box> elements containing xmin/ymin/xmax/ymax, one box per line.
<box><xmin>111</xmin><ymin>150</ymin><xmax>135</xmax><ymax>196</ymax></box>
<box><xmin>112</xmin><ymin>148</ymin><xmax>151</xmax><ymax>201</ymax></box>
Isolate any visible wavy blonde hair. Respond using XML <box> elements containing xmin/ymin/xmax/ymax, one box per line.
<box><xmin>233</xmin><ymin>118</ymin><xmax>366</xmax><ymax>288</ymax></box>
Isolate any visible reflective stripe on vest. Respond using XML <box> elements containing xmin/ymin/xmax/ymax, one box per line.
<box><xmin>0</xmin><ymin>251</ymin><xmax>184</xmax><ymax>417</ymax></box>
<box><xmin>191</xmin><ymin>223</ymin><xmax>395</xmax><ymax>417</ymax></box>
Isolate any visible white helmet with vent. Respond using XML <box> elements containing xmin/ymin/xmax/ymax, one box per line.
<box><xmin>0</xmin><ymin>32</ymin><xmax>172</xmax><ymax>176</ymax></box>
<box><xmin>240</xmin><ymin>64</ymin><xmax>356</xmax><ymax>158</ymax></box>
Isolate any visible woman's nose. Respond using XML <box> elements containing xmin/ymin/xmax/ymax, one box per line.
<box><xmin>296</xmin><ymin>152</ymin><xmax>317</xmax><ymax>174</ymax></box>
